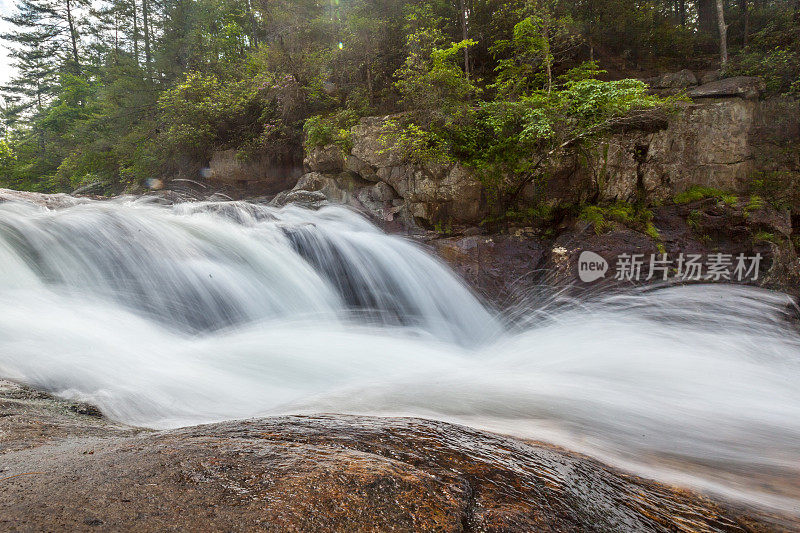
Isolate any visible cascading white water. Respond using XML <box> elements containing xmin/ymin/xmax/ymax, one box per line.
<box><xmin>1</xmin><ymin>196</ymin><xmax>799</xmax><ymax>515</ymax></box>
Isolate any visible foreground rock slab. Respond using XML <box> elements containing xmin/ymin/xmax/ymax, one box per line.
<box><xmin>0</xmin><ymin>380</ymin><xmax>794</xmax><ymax>532</ymax></box>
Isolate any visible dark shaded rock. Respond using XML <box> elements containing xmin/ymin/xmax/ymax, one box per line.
<box><xmin>700</xmin><ymin>70</ymin><xmax>722</xmax><ymax>84</ymax></box>
<box><xmin>427</xmin><ymin>233</ymin><xmax>549</xmax><ymax>307</ymax></box>
<box><xmin>688</xmin><ymin>76</ymin><xmax>767</xmax><ymax>99</ymax></box>
<box><xmin>208</xmin><ymin>149</ymin><xmax>301</xmax><ymax>194</ymax></box>
<box><xmin>544</xmin><ymin>221</ymin><xmax>661</xmax><ymax>290</ymax></box>
<box><xmin>427</xmin><ymin>198</ymin><xmax>799</xmax><ymax>302</ymax></box>
<box><xmin>67</xmin><ymin>402</ymin><xmax>103</xmax><ymax>418</ymax></box>
<box><xmin>645</xmin><ymin>69</ymin><xmax>698</xmax><ymax>89</ymax></box>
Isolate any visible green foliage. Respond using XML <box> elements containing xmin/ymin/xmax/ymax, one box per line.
<box><xmin>687</xmin><ymin>209</ymin><xmax>702</xmax><ymax>231</ymax></box>
<box><xmin>580</xmin><ymin>203</ymin><xmax>643</xmax><ymax>232</ymax></box>
<box><xmin>580</xmin><ymin>203</ymin><xmax>661</xmax><ymax>245</ymax></box>
<box><xmin>725</xmin><ymin>7</ymin><xmax>800</xmax><ymax>95</ymax></box>
<box><xmin>674</xmin><ymin>186</ymin><xmax>734</xmax><ymax>204</ymax></box>
<box><xmin>0</xmin><ymin>138</ymin><xmax>15</xmax><ymax>183</ymax></box>
<box><xmin>753</xmin><ymin>230</ymin><xmax>775</xmax><ymax>244</ymax></box>
<box><xmin>502</xmin><ymin>203</ymin><xmax>556</xmax><ymax>225</ymax></box>
<box><xmin>303</xmin><ymin>110</ymin><xmax>359</xmax><ymax>153</ymax></box>
<box><xmin>490</xmin><ymin>12</ymin><xmax>579</xmax><ymax>98</ymax></box>
<box><xmin>433</xmin><ymin>219</ymin><xmax>453</xmax><ymax>235</ymax></box>
<box><xmin>744</xmin><ymin>195</ymin><xmax>765</xmax><ymax>216</ymax></box>
<box><xmin>378</xmin><ymin>119</ymin><xmax>453</xmax><ymax>164</ymax></box>
<box><xmin>728</xmin><ymin>47</ymin><xmax>800</xmax><ymax>96</ymax></box>
<box><xmin>159</xmin><ymin>72</ymin><xmax>242</xmax><ymax>154</ymax></box>
<box><xmin>466</xmin><ymin>75</ymin><xmax>674</xmax><ymax>206</ymax></box>
<box><xmin>750</xmin><ymin>168</ymin><xmax>800</xmax><ymax>212</ymax></box>
<box><xmin>395</xmin><ymin>39</ymin><xmax>479</xmax><ymax>114</ymax></box>
<box><xmin>0</xmin><ymin>0</ymin><xmax>795</xmax><ymax>195</ymax></box>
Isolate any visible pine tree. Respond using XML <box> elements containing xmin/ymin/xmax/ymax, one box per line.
<box><xmin>1</xmin><ymin>0</ymin><xmax>90</xmax><ymax>116</ymax></box>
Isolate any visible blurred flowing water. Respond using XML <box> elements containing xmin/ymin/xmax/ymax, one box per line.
<box><xmin>1</xmin><ymin>197</ymin><xmax>799</xmax><ymax>515</ymax></box>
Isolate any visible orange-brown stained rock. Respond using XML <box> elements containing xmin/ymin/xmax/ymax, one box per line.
<box><xmin>0</xmin><ymin>381</ymin><xmax>796</xmax><ymax>532</ymax></box>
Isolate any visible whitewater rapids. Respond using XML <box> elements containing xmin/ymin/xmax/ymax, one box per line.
<box><xmin>0</xmin><ymin>196</ymin><xmax>799</xmax><ymax>515</ymax></box>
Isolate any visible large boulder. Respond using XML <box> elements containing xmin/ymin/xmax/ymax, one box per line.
<box><xmin>0</xmin><ymin>380</ymin><xmax>791</xmax><ymax>532</ymax></box>
<box><xmin>305</xmin><ymin>116</ymin><xmax>487</xmax><ymax>227</ymax></box>
<box><xmin>376</xmin><ymin>161</ymin><xmax>484</xmax><ymax>225</ymax></box>
<box><xmin>208</xmin><ymin>150</ymin><xmax>301</xmax><ymax>194</ymax></box>
<box><xmin>304</xmin><ymin>144</ymin><xmax>346</xmax><ymax>173</ymax></box>
<box><xmin>643</xmin><ymin>69</ymin><xmax>698</xmax><ymax>90</ymax></box>
<box><xmin>349</xmin><ymin>115</ymin><xmax>407</xmax><ymax>169</ymax></box>
<box><xmin>590</xmin><ymin>95</ymin><xmax>798</xmax><ymax>203</ymax></box>
<box><xmin>279</xmin><ymin>170</ymin><xmax>405</xmax><ymax>223</ymax></box>
<box><xmin>688</xmin><ymin>76</ymin><xmax>766</xmax><ymax>99</ymax></box>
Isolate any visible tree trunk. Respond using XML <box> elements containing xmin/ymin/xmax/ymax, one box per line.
<box><xmin>132</xmin><ymin>0</ymin><xmax>139</xmax><ymax>66</ymax></box>
<box><xmin>698</xmin><ymin>0</ymin><xmax>717</xmax><ymax>33</ymax></box>
<box><xmin>458</xmin><ymin>0</ymin><xmax>469</xmax><ymax>77</ymax></box>
<box><xmin>247</xmin><ymin>0</ymin><xmax>258</xmax><ymax>48</ymax></box>
<box><xmin>65</xmin><ymin>0</ymin><xmax>81</xmax><ymax>74</ymax></box>
<box><xmin>366</xmin><ymin>66</ymin><xmax>374</xmax><ymax>104</ymax></box>
<box><xmin>543</xmin><ymin>19</ymin><xmax>552</xmax><ymax>94</ymax></box>
<box><xmin>114</xmin><ymin>8</ymin><xmax>119</xmax><ymax>63</ymax></box>
<box><xmin>740</xmin><ymin>0</ymin><xmax>749</xmax><ymax>46</ymax></box>
<box><xmin>142</xmin><ymin>0</ymin><xmax>152</xmax><ymax>78</ymax></box>
<box><xmin>716</xmin><ymin>0</ymin><xmax>728</xmax><ymax>66</ymax></box>
<box><xmin>679</xmin><ymin>0</ymin><xmax>686</xmax><ymax>26</ymax></box>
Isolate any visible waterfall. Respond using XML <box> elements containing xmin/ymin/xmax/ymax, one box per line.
<box><xmin>0</xmin><ymin>196</ymin><xmax>799</xmax><ymax>515</ymax></box>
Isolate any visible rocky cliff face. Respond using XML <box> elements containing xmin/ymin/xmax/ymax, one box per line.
<box><xmin>288</xmin><ymin>77</ymin><xmax>798</xmax><ymax>229</ymax></box>
<box><xmin>207</xmin><ymin>150</ymin><xmax>303</xmax><ymax>196</ymax></box>
<box><xmin>594</xmin><ymin>94</ymin><xmax>799</xmax><ymax>204</ymax></box>
<box><xmin>278</xmin><ymin>116</ymin><xmax>485</xmax><ymax>228</ymax></box>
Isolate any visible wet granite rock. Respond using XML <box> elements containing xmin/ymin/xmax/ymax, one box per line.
<box><xmin>0</xmin><ymin>379</ymin><xmax>793</xmax><ymax>533</ymax></box>
<box><xmin>428</xmin><ymin>233</ymin><xmax>549</xmax><ymax>308</ymax></box>
<box><xmin>0</xmin><ymin>188</ymin><xmax>84</xmax><ymax>209</ymax></box>
<box><xmin>426</xmin><ymin>198</ymin><xmax>799</xmax><ymax>302</ymax></box>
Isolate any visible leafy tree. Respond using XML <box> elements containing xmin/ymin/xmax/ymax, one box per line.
<box><xmin>0</xmin><ymin>0</ymin><xmax>795</xmax><ymax>196</ymax></box>
<box><xmin>490</xmin><ymin>8</ymin><xmax>580</xmax><ymax>98</ymax></box>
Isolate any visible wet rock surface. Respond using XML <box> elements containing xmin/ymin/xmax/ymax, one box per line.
<box><xmin>0</xmin><ymin>188</ymin><xmax>87</xmax><ymax>209</ymax></box>
<box><xmin>0</xmin><ymin>380</ymin><xmax>794</xmax><ymax>532</ymax></box>
<box><xmin>423</xmin><ymin>197</ymin><xmax>800</xmax><ymax>307</ymax></box>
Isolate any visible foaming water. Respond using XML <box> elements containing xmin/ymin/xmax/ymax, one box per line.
<box><xmin>0</xmin><ymin>197</ymin><xmax>799</xmax><ymax>515</ymax></box>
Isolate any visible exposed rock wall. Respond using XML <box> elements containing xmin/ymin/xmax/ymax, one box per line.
<box><xmin>291</xmin><ymin>77</ymin><xmax>798</xmax><ymax>228</ymax></box>
<box><xmin>292</xmin><ymin>116</ymin><xmax>485</xmax><ymax>227</ymax></box>
<box><xmin>596</xmin><ymin>95</ymin><xmax>799</xmax><ymax>204</ymax></box>
<box><xmin>208</xmin><ymin>149</ymin><xmax>303</xmax><ymax>195</ymax></box>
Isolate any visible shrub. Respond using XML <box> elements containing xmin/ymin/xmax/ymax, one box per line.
<box><xmin>303</xmin><ymin>110</ymin><xmax>359</xmax><ymax>153</ymax></box>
